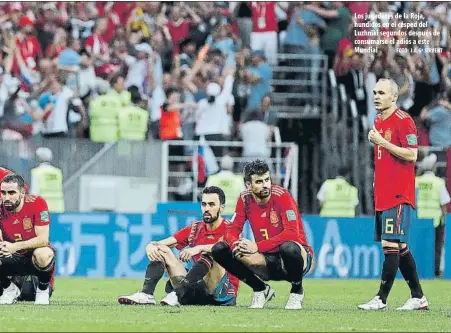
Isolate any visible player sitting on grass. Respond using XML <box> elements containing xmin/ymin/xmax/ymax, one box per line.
<box><xmin>0</xmin><ymin>174</ymin><xmax>55</xmax><ymax>305</ymax></box>
<box><xmin>118</xmin><ymin>186</ymin><xmax>239</xmax><ymax>306</ymax></box>
<box><xmin>212</xmin><ymin>159</ymin><xmax>314</xmax><ymax>310</ymax></box>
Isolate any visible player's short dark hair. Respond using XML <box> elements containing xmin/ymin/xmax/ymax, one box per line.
<box><xmin>243</xmin><ymin>159</ymin><xmax>270</xmax><ymax>183</ymax></box>
<box><xmin>202</xmin><ymin>186</ymin><xmax>226</xmax><ymax>205</ymax></box>
<box><xmin>1</xmin><ymin>174</ymin><xmax>25</xmax><ymax>189</ymax></box>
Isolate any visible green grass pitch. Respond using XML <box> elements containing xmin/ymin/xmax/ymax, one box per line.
<box><xmin>0</xmin><ymin>278</ymin><xmax>449</xmax><ymax>332</ymax></box>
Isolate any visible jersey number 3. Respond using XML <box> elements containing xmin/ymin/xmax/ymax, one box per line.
<box><xmin>260</xmin><ymin>228</ymin><xmax>269</xmax><ymax>240</ymax></box>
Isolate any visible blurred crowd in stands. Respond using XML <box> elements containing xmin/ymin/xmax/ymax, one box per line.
<box><xmin>0</xmin><ymin>1</ymin><xmax>450</xmax><ymax>159</ymax></box>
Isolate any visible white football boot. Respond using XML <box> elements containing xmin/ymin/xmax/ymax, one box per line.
<box><xmin>248</xmin><ymin>285</ymin><xmax>275</xmax><ymax>309</ymax></box>
<box><xmin>0</xmin><ymin>283</ymin><xmax>20</xmax><ymax>305</ymax></box>
<box><xmin>160</xmin><ymin>291</ymin><xmax>180</xmax><ymax>306</ymax></box>
<box><xmin>358</xmin><ymin>296</ymin><xmax>387</xmax><ymax>310</ymax></box>
<box><xmin>396</xmin><ymin>296</ymin><xmax>429</xmax><ymax>311</ymax></box>
<box><xmin>35</xmin><ymin>287</ymin><xmax>50</xmax><ymax>305</ymax></box>
<box><xmin>118</xmin><ymin>291</ymin><xmax>156</xmax><ymax>305</ymax></box>
<box><xmin>285</xmin><ymin>292</ymin><xmax>304</xmax><ymax>310</ymax></box>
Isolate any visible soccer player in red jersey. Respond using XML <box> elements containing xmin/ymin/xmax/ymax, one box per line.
<box><xmin>0</xmin><ymin>174</ymin><xmax>55</xmax><ymax>305</ymax></box>
<box><xmin>212</xmin><ymin>160</ymin><xmax>314</xmax><ymax>310</ymax></box>
<box><xmin>118</xmin><ymin>186</ymin><xmax>239</xmax><ymax>306</ymax></box>
<box><xmin>359</xmin><ymin>78</ymin><xmax>428</xmax><ymax>311</ymax></box>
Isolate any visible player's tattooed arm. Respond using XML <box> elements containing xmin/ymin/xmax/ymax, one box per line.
<box><xmin>147</xmin><ymin>237</ymin><xmax>178</xmax><ymax>262</ymax></box>
<box><xmin>195</xmin><ymin>244</ymin><xmax>214</xmax><ymax>254</ymax></box>
<box><xmin>233</xmin><ymin>239</ymin><xmax>258</xmax><ymax>257</ymax></box>
<box><xmin>179</xmin><ymin>245</ymin><xmax>212</xmax><ymax>262</ymax></box>
<box><xmin>151</xmin><ymin>236</ymin><xmax>178</xmax><ymax>248</ymax></box>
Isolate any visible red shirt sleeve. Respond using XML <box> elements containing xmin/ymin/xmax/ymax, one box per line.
<box><xmin>256</xmin><ymin>192</ymin><xmax>300</xmax><ymax>253</ymax></box>
<box><xmin>398</xmin><ymin>116</ymin><xmax>418</xmax><ymax>149</ymax></box>
<box><xmin>33</xmin><ymin>196</ymin><xmax>50</xmax><ymax>226</ymax></box>
<box><xmin>224</xmin><ymin>194</ymin><xmax>247</xmax><ymax>247</ymax></box>
<box><xmin>173</xmin><ymin>225</ymin><xmax>192</xmax><ymax>250</ymax></box>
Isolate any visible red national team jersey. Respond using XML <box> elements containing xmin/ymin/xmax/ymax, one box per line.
<box><xmin>251</xmin><ymin>2</ymin><xmax>278</xmax><ymax>33</ymax></box>
<box><xmin>373</xmin><ymin>109</ymin><xmax>418</xmax><ymax>211</ymax></box>
<box><xmin>166</xmin><ymin>20</ymin><xmax>191</xmax><ymax>55</ymax></box>
<box><xmin>0</xmin><ymin>195</ymin><xmax>50</xmax><ymax>247</ymax></box>
<box><xmin>173</xmin><ymin>219</ymin><xmax>239</xmax><ymax>295</ymax></box>
<box><xmin>13</xmin><ymin>36</ymin><xmax>42</xmax><ymax>74</ymax></box>
<box><xmin>0</xmin><ymin>195</ymin><xmax>54</xmax><ymax>289</ymax></box>
<box><xmin>225</xmin><ymin>185</ymin><xmax>313</xmax><ymax>255</ymax></box>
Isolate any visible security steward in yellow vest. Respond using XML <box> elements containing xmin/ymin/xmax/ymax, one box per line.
<box><xmin>30</xmin><ymin>147</ymin><xmax>65</xmax><ymax>213</ymax></box>
<box><xmin>89</xmin><ymin>91</ymin><xmax>122</xmax><ymax>143</ymax></box>
<box><xmin>416</xmin><ymin>153</ymin><xmax>450</xmax><ymax>277</ymax></box>
<box><xmin>206</xmin><ymin>155</ymin><xmax>244</xmax><ymax>215</ymax></box>
<box><xmin>317</xmin><ymin>166</ymin><xmax>358</xmax><ymax>217</ymax></box>
<box><xmin>118</xmin><ymin>85</ymin><xmax>149</xmax><ymax>140</ymax></box>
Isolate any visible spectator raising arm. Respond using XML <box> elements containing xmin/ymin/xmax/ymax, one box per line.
<box><xmin>304</xmin><ymin>4</ymin><xmax>340</xmax><ymax>19</ymax></box>
<box><xmin>183</xmin><ymin>4</ymin><xmax>202</xmax><ymax>25</ymax></box>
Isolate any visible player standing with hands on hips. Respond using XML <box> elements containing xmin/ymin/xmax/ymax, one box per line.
<box><xmin>359</xmin><ymin>79</ymin><xmax>428</xmax><ymax>311</ymax></box>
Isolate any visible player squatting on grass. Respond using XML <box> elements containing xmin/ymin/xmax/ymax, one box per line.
<box><xmin>0</xmin><ymin>174</ymin><xmax>55</xmax><ymax>305</ymax></box>
<box><xmin>360</xmin><ymin>78</ymin><xmax>429</xmax><ymax>311</ymax></box>
<box><xmin>118</xmin><ymin>186</ymin><xmax>240</xmax><ymax>306</ymax></box>
<box><xmin>212</xmin><ymin>160</ymin><xmax>314</xmax><ymax>310</ymax></box>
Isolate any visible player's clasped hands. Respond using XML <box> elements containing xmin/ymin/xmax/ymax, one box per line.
<box><xmin>146</xmin><ymin>242</ymin><xmax>166</xmax><ymax>262</ymax></box>
<box><xmin>368</xmin><ymin>126</ymin><xmax>385</xmax><ymax>145</ymax></box>
<box><xmin>179</xmin><ymin>247</ymin><xmax>202</xmax><ymax>263</ymax></box>
<box><xmin>232</xmin><ymin>238</ymin><xmax>258</xmax><ymax>258</ymax></box>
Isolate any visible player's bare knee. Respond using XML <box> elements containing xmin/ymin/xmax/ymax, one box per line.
<box><xmin>32</xmin><ymin>247</ymin><xmax>54</xmax><ymax>268</ymax></box>
<box><xmin>399</xmin><ymin>243</ymin><xmax>407</xmax><ymax>250</ymax></box>
<box><xmin>206</xmin><ymin>260</ymin><xmax>225</xmax><ymax>281</ymax></box>
<box><xmin>381</xmin><ymin>240</ymin><xmax>399</xmax><ymax>249</ymax></box>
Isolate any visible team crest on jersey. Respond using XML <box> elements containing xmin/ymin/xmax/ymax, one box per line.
<box><xmin>384</xmin><ymin>129</ymin><xmax>392</xmax><ymax>142</ymax></box>
<box><xmin>270</xmin><ymin>210</ymin><xmax>279</xmax><ymax>227</ymax></box>
<box><xmin>23</xmin><ymin>218</ymin><xmax>32</xmax><ymax>230</ymax></box>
